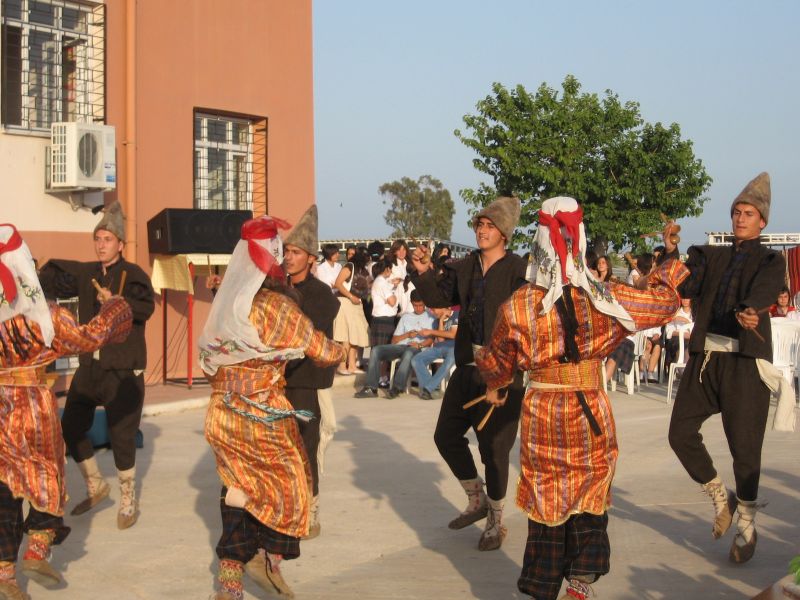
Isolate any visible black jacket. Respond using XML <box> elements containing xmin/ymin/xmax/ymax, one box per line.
<box><xmin>412</xmin><ymin>250</ymin><xmax>527</xmax><ymax>368</ymax></box>
<box><xmin>670</xmin><ymin>243</ymin><xmax>785</xmax><ymax>361</ymax></box>
<box><xmin>284</xmin><ymin>275</ymin><xmax>340</xmax><ymax>389</ymax></box>
<box><xmin>40</xmin><ymin>258</ymin><xmax>155</xmax><ymax>369</ymax></box>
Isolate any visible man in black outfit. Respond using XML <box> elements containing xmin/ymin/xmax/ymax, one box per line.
<box><xmin>663</xmin><ymin>172</ymin><xmax>785</xmax><ymax>563</ymax></box>
<box><xmin>410</xmin><ymin>196</ymin><xmax>527</xmax><ymax>551</ymax></box>
<box><xmin>39</xmin><ymin>200</ymin><xmax>154</xmax><ymax>530</ymax></box>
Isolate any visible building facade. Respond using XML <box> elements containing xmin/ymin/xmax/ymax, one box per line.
<box><xmin>1</xmin><ymin>0</ymin><xmax>315</xmax><ymax>382</ymax></box>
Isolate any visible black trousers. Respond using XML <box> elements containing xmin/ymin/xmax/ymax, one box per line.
<box><xmin>0</xmin><ymin>483</ymin><xmax>70</xmax><ymax>562</ymax></box>
<box><xmin>216</xmin><ymin>487</ymin><xmax>300</xmax><ymax>562</ymax></box>
<box><xmin>62</xmin><ymin>361</ymin><xmax>145</xmax><ymax>471</ymax></box>
<box><xmin>433</xmin><ymin>364</ymin><xmax>522</xmax><ymax>500</ymax></box>
<box><xmin>518</xmin><ymin>513</ymin><xmax>609</xmax><ymax>600</ymax></box>
<box><xmin>285</xmin><ymin>387</ymin><xmax>321</xmax><ymax>496</ymax></box>
<box><xmin>668</xmin><ymin>352</ymin><xmax>771</xmax><ymax>501</ymax></box>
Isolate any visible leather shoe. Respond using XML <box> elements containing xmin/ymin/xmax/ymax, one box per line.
<box><xmin>478</xmin><ymin>524</ymin><xmax>508</xmax><ymax>551</ymax></box>
<box><xmin>70</xmin><ymin>481</ymin><xmax>110</xmax><ymax>516</ymax></box>
<box><xmin>354</xmin><ymin>387</ymin><xmax>377</xmax><ymax>398</ymax></box>
<box><xmin>245</xmin><ymin>553</ymin><xmax>295</xmax><ymax>598</ymax></box>
<box><xmin>730</xmin><ymin>529</ymin><xmax>757</xmax><ymax>563</ymax></box>
<box><xmin>386</xmin><ymin>388</ymin><xmax>401</xmax><ymax>399</ymax></box>
<box><xmin>117</xmin><ymin>508</ymin><xmax>139</xmax><ymax>530</ymax></box>
<box><xmin>21</xmin><ymin>558</ymin><xmax>61</xmax><ymax>588</ymax></box>
<box><xmin>448</xmin><ymin>504</ymin><xmax>488</xmax><ymax>529</ymax></box>
<box><xmin>0</xmin><ymin>582</ymin><xmax>31</xmax><ymax>600</ymax></box>
<box><xmin>419</xmin><ymin>389</ymin><xmax>434</xmax><ymax>400</ymax></box>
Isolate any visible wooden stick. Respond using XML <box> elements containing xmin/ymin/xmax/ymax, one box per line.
<box><xmin>91</xmin><ymin>278</ymin><xmax>104</xmax><ymax>294</ymax></box>
<box><xmin>749</xmin><ymin>328</ymin><xmax>766</xmax><ymax>343</ymax></box>
<box><xmin>477</xmin><ymin>404</ymin><xmax>495</xmax><ymax>432</ymax></box>
<box><xmin>117</xmin><ymin>270</ymin><xmax>127</xmax><ymax>296</ymax></box>
<box><xmin>462</xmin><ymin>394</ymin><xmax>486</xmax><ymax>410</ymax></box>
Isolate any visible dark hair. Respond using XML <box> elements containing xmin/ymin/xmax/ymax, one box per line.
<box><xmin>350</xmin><ymin>247</ymin><xmax>369</xmax><ymax>270</ymax></box>
<box><xmin>595</xmin><ymin>255</ymin><xmax>613</xmax><ymax>282</ymax></box>
<box><xmin>585</xmin><ymin>249</ymin><xmax>598</xmax><ymax>271</ymax></box>
<box><xmin>434</xmin><ymin>244</ymin><xmax>451</xmax><ymax>259</ymax></box>
<box><xmin>367</xmin><ymin>240</ymin><xmax>385</xmax><ymax>260</ymax></box>
<box><xmin>636</xmin><ymin>253</ymin><xmax>654</xmax><ymax>275</ymax></box>
<box><xmin>373</xmin><ymin>259</ymin><xmax>392</xmax><ymax>278</ymax></box>
<box><xmin>321</xmin><ymin>244</ymin><xmax>339</xmax><ymax>261</ymax></box>
<box><xmin>653</xmin><ymin>245</ymin><xmax>665</xmax><ymax>255</ymax></box>
<box><xmin>389</xmin><ymin>239</ymin><xmax>409</xmax><ymax>256</ymax></box>
<box><xmin>778</xmin><ymin>286</ymin><xmax>790</xmax><ymax>296</ymax></box>
<box><xmin>410</xmin><ymin>289</ymin><xmax>423</xmax><ymax>303</ymax></box>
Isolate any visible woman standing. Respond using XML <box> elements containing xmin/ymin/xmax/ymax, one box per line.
<box><xmin>331</xmin><ymin>247</ymin><xmax>371</xmax><ymax>374</ymax></box>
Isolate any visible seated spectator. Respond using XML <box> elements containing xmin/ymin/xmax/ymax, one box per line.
<box><xmin>627</xmin><ymin>252</ymin><xmax>654</xmax><ymax>286</ymax></box>
<box><xmin>332</xmin><ymin>247</ymin><xmax>371</xmax><ymax>374</ymax></box>
<box><xmin>664</xmin><ymin>297</ymin><xmax>694</xmax><ymax>368</ymax></box>
<box><xmin>594</xmin><ymin>255</ymin><xmax>613</xmax><ymax>282</ymax></box>
<box><xmin>354</xmin><ymin>291</ymin><xmax>436</xmax><ymax>399</ymax></box>
<box><xmin>316</xmin><ymin>243</ymin><xmax>342</xmax><ymax>290</ymax></box>
<box><xmin>639</xmin><ymin>325</ymin><xmax>662</xmax><ymax>383</ymax></box>
<box><xmin>411</xmin><ymin>307</ymin><xmax>458</xmax><ymax>400</ymax></box>
<box><xmin>769</xmin><ymin>286</ymin><xmax>796</xmax><ymax>318</ymax></box>
<box><xmin>604</xmin><ymin>334</ymin><xmax>635</xmax><ymax>384</ymax></box>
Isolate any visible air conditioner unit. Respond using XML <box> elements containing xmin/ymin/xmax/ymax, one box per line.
<box><xmin>50</xmin><ymin>122</ymin><xmax>116</xmax><ymax>190</ymax></box>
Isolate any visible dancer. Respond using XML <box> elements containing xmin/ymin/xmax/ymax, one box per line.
<box><xmin>199</xmin><ymin>215</ymin><xmax>344</xmax><ymax>600</ymax></box>
<box><xmin>280</xmin><ymin>205</ymin><xmax>340</xmax><ymax>540</ymax></box>
<box><xmin>410</xmin><ymin>196</ymin><xmax>527</xmax><ymax>551</ymax></box>
<box><xmin>39</xmin><ymin>201</ymin><xmax>155</xmax><ymax>529</ymax></box>
<box><xmin>475</xmin><ymin>197</ymin><xmax>688</xmax><ymax>600</ymax></box>
<box><xmin>0</xmin><ymin>224</ymin><xmax>132</xmax><ymax>599</ymax></box>
<box><xmin>664</xmin><ymin>172</ymin><xmax>788</xmax><ymax>563</ymax></box>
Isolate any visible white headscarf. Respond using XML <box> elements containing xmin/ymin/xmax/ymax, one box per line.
<box><xmin>526</xmin><ymin>197</ymin><xmax>635</xmax><ymax>330</ymax></box>
<box><xmin>198</xmin><ymin>215</ymin><xmax>301</xmax><ymax>375</ymax></box>
<box><xmin>0</xmin><ymin>224</ymin><xmax>55</xmax><ymax>346</ymax></box>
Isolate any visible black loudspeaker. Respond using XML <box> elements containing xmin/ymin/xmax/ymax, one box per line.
<box><xmin>147</xmin><ymin>208</ymin><xmax>252</xmax><ymax>255</ymax></box>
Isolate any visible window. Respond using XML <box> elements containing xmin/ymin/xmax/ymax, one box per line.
<box><xmin>1</xmin><ymin>0</ymin><xmax>105</xmax><ymax>132</ymax></box>
<box><xmin>193</xmin><ymin>111</ymin><xmax>267</xmax><ymax>213</ymax></box>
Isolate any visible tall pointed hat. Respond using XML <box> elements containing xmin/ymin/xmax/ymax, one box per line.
<box><xmin>94</xmin><ymin>200</ymin><xmax>126</xmax><ymax>241</ymax></box>
<box><xmin>283</xmin><ymin>204</ymin><xmax>318</xmax><ymax>255</ymax></box>
<box><xmin>730</xmin><ymin>172</ymin><xmax>771</xmax><ymax>224</ymax></box>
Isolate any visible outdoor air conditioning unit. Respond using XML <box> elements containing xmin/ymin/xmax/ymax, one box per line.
<box><xmin>49</xmin><ymin>122</ymin><xmax>116</xmax><ymax>190</ymax></box>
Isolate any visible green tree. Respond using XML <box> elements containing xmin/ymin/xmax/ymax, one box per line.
<box><xmin>380</xmin><ymin>175</ymin><xmax>455</xmax><ymax>240</ymax></box>
<box><xmin>455</xmin><ymin>75</ymin><xmax>712</xmax><ymax>254</ymax></box>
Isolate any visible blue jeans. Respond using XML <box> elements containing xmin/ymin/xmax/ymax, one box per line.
<box><xmin>411</xmin><ymin>342</ymin><xmax>455</xmax><ymax>393</ymax></box>
<box><xmin>365</xmin><ymin>344</ymin><xmax>420</xmax><ymax>390</ymax></box>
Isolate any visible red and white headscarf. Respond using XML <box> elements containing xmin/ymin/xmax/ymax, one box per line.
<box><xmin>527</xmin><ymin>197</ymin><xmax>634</xmax><ymax>330</ymax></box>
<box><xmin>198</xmin><ymin>215</ymin><xmax>301</xmax><ymax>375</ymax></box>
<box><xmin>0</xmin><ymin>224</ymin><xmax>55</xmax><ymax>346</ymax></box>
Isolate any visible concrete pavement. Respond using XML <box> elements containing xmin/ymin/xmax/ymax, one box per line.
<box><xmin>24</xmin><ymin>381</ymin><xmax>800</xmax><ymax>599</ymax></box>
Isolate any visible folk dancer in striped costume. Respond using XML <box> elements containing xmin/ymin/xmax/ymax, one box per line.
<box><xmin>0</xmin><ymin>224</ymin><xmax>132</xmax><ymax>600</ymax></box>
<box><xmin>199</xmin><ymin>215</ymin><xmax>344</xmax><ymax>600</ymax></box>
<box><xmin>475</xmin><ymin>198</ymin><xmax>688</xmax><ymax>600</ymax></box>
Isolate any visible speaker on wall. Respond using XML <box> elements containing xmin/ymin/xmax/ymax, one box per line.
<box><xmin>147</xmin><ymin>208</ymin><xmax>253</xmax><ymax>255</ymax></box>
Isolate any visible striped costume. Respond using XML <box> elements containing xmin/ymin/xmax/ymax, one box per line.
<box><xmin>476</xmin><ymin>258</ymin><xmax>687</xmax><ymax>598</ymax></box>
<box><xmin>204</xmin><ymin>289</ymin><xmax>344</xmax><ymax>554</ymax></box>
<box><xmin>0</xmin><ymin>298</ymin><xmax>131</xmax><ymax>557</ymax></box>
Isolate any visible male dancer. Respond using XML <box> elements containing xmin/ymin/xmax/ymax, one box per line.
<box><xmin>410</xmin><ymin>196</ymin><xmax>527</xmax><ymax>551</ymax></box>
<box><xmin>476</xmin><ymin>197</ymin><xmax>688</xmax><ymax>600</ymax></box>
<box><xmin>664</xmin><ymin>172</ymin><xmax>786</xmax><ymax>563</ymax></box>
<box><xmin>39</xmin><ymin>201</ymin><xmax>155</xmax><ymax>530</ymax></box>
<box><xmin>0</xmin><ymin>224</ymin><xmax>132</xmax><ymax>598</ymax></box>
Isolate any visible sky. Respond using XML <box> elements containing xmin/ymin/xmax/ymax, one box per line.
<box><xmin>313</xmin><ymin>0</ymin><xmax>799</xmax><ymax>249</ymax></box>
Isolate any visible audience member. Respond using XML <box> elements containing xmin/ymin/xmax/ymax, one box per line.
<box><xmin>355</xmin><ymin>291</ymin><xmax>436</xmax><ymax>398</ymax></box>
<box><xmin>332</xmin><ymin>247</ymin><xmax>370</xmax><ymax>374</ymax></box>
<box><xmin>412</xmin><ymin>307</ymin><xmax>458</xmax><ymax>400</ymax></box>
<box><xmin>594</xmin><ymin>255</ymin><xmax>613</xmax><ymax>282</ymax></box>
<box><xmin>388</xmin><ymin>239</ymin><xmax>410</xmax><ymax>283</ymax></box>
<box><xmin>639</xmin><ymin>325</ymin><xmax>662</xmax><ymax>383</ymax></box>
<box><xmin>370</xmin><ymin>259</ymin><xmax>399</xmax><ymax>387</ymax></box>
<box><xmin>769</xmin><ymin>286</ymin><xmax>796</xmax><ymax>318</ymax></box>
<box><xmin>664</xmin><ymin>297</ymin><xmax>694</xmax><ymax>368</ymax></box>
<box><xmin>316</xmin><ymin>243</ymin><xmax>342</xmax><ymax>290</ymax></box>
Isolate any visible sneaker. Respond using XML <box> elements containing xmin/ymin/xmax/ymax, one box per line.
<box><xmin>385</xmin><ymin>388</ymin><xmax>401</xmax><ymax>399</ymax></box>
<box><xmin>377</xmin><ymin>380</ymin><xmax>390</xmax><ymax>389</ymax></box>
<box><xmin>354</xmin><ymin>387</ymin><xmax>378</xmax><ymax>398</ymax></box>
<box><xmin>419</xmin><ymin>389</ymin><xmax>434</xmax><ymax>400</ymax></box>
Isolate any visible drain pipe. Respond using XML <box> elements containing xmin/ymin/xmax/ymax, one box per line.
<box><xmin>124</xmin><ymin>0</ymin><xmax>137</xmax><ymax>260</ymax></box>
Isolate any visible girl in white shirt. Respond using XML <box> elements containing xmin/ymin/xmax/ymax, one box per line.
<box><xmin>316</xmin><ymin>243</ymin><xmax>342</xmax><ymax>290</ymax></box>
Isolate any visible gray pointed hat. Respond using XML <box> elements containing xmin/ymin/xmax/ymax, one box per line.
<box><xmin>283</xmin><ymin>204</ymin><xmax>318</xmax><ymax>255</ymax></box>
<box><xmin>94</xmin><ymin>200</ymin><xmax>126</xmax><ymax>241</ymax></box>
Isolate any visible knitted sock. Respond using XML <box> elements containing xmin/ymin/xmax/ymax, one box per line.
<box><xmin>22</xmin><ymin>529</ymin><xmax>56</xmax><ymax>561</ymax></box>
<box><xmin>0</xmin><ymin>561</ymin><xmax>15</xmax><ymax>584</ymax></box>
<box><xmin>77</xmin><ymin>456</ymin><xmax>105</xmax><ymax>497</ymax></box>
<box><xmin>459</xmin><ymin>477</ymin><xmax>487</xmax><ymax>514</ymax></box>
<box><xmin>118</xmin><ymin>467</ymin><xmax>136</xmax><ymax>518</ymax></box>
<box><xmin>218</xmin><ymin>559</ymin><xmax>244</xmax><ymax>600</ymax></box>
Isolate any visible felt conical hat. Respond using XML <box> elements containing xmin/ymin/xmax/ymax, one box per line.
<box><xmin>94</xmin><ymin>200</ymin><xmax>126</xmax><ymax>241</ymax></box>
<box><xmin>730</xmin><ymin>172</ymin><xmax>770</xmax><ymax>224</ymax></box>
<box><xmin>283</xmin><ymin>205</ymin><xmax>318</xmax><ymax>255</ymax></box>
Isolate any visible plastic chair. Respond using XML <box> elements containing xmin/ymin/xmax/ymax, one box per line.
<box><xmin>666</xmin><ymin>332</ymin><xmax>688</xmax><ymax>405</ymax></box>
<box><xmin>770</xmin><ymin>318</ymin><xmax>800</xmax><ymax>396</ymax></box>
<box><xmin>621</xmin><ymin>331</ymin><xmax>646</xmax><ymax>395</ymax></box>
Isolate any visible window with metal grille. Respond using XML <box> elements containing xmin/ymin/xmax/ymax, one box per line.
<box><xmin>193</xmin><ymin>111</ymin><xmax>267</xmax><ymax>214</ymax></box>
<box><xmin>1</xmin><ymin>0</ymin><xmax>105</xmax><ymax>132</ymax></box>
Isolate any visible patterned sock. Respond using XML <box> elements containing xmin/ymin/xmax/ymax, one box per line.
<box><xmin>218</xmin><ymin>559</ymin><xmax>244</xmax><ymax>600</ymax></box>
<box><xmin>23</xmin><ymin>529</ymin><xmax>56</xmax><ymax>561</ymax></box>
<box><xmin>0</xmin><ymin>561</ymin><xmax>15</xmax><ymax>584</ymax></box>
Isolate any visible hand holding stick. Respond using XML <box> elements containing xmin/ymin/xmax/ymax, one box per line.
<box><xmin>463</xmin><ymin>394</ymin><xmax>486</xmax><ymax>410</ymax></box>
<box><xmin>477</xmin><ymin>405</ymin><xmax>495</xmax><ymax>432</ymax></box>
<box><xmin>91</xmin><ymin>278</ymin><xmax>111</xmax><ymax>303</ymax></box>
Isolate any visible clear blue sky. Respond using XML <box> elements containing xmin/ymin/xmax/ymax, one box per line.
<box><xmin>313</xmin><ymin>0</ymin><xmax>799</xmax><ymax>248</ymax></box>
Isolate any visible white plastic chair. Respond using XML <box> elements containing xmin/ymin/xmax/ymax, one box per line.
<box><xmin>622</xmin><ymin>331</ymin><xmax>646</xmax><ymax>395</ymax></box>
<box><xmin>666</xmin><ymin>330</ymin><xmax>689</xmax><ymax>405</ymax></box>
<box><xmin>770</xmin><ymin>318</ymin><xmax>800</xmax><ymax>398</ymax></box>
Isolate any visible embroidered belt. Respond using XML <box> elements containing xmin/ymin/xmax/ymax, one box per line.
<box><xmin>0</xmin><ymin>366</ymin><xmax>51</xmax><ymax>387</ymax></box>
<box><xmin>529</xmin><ymin>360</ymin><xmax>604</xmax><ymax>436</ymax></box>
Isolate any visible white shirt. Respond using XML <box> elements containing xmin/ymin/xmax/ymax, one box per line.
<box><xmin>371</xmin><ymin>275</ymin><xmax>398</xmax><ymax>318</ymax></box>
<box><xmin>665</xmin><ymin>307</ymin><xmax>694</xmax><ymax>339</ymax></box>
<box><xmin>316</xmin><ymin>260</ymin><xmax>341</xmax><ymax>290</ymax></box>
<box><xmin>396</xmin><ymin>281</ymin><xmax>417</xmax><ymax>315</ymax></box>
<box><xmin>391</xmin><ymin>258</ymin><xmax>407</xmax><ymax>283</ymax></box>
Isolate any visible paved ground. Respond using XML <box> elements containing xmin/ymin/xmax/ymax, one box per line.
<box><xmin>24</xmin><ymin>378</ymin><xmax>800</xmax><ymax>599</ymax></box>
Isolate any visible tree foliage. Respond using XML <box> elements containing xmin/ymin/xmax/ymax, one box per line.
<box><xmin>380</xmin><ymin>175</ymin><xmax>455</xmax><ymax>240</ymax></box>
<box><xmin>455</xmin><ymin>75</ymin><xmax>712</xmax><ymax>254</ymax></box>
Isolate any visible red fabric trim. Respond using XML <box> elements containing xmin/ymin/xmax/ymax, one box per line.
<box><xmin>538</xmin><ymin>208</ymin><xmax>584</xmax><ymax>280</ymax></box>
<box><xmin>787</xmin><ymin>246</ymin><xmax>800</xmax><ymax>303</ymax></box>
<box><xmin>240</xmin><ymin>216</ymin><xmax>291</xmax><ymax>277</ymax></box>
<box><xmin>0</xmin><ymin>224</ymin><xmax>23</xmax><ymax>303</ymax></box>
